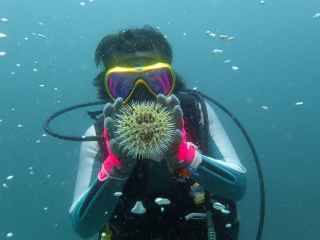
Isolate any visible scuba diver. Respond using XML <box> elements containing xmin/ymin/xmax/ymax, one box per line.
<box><xmin>68</xmin><ymin>25</ymin><xmax>247</xmax><ymax>240</ymax></box>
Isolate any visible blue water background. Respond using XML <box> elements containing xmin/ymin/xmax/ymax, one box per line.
<box><xmin>1</xmin><ymin>0</ymin><xmax>319</xmax><ymax>239</ymax></box>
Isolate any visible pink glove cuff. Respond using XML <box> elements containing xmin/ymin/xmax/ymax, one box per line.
<box><xmin>184</xmin><ymin>142</ymin><xmax>196</xmax><ymax>163</ymax></box>
<box><xmin>177</xmin><ymin>128</ymin><xmax>187</xmax><ymax>160</ymax></box>
<box><xmin>98</xmin><ymin>128</ymin><xmax>121</xmax><ymax>181</ymax></box>
<box><xmin>177</xmin><ymin>119</ymin><xmax>196</xmax><ymax>163</ymax></box>
<box><xmin>177</xmin><ymin>141</ymin><xmax>196</xmax><ymax>163</ymax></box>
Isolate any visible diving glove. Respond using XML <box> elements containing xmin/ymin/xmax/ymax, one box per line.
<box><xmin>157</xmin><ymin>94</ymin><xmax>202</xmax><ymax>170</ymax></box>
<box><xmin>98</xmin><ymin>98</ymin><xmax>137</xmax><ymax>181</ymax></box>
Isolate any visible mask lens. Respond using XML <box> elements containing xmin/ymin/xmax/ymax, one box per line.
<box><xmin>143</xmin><ymin>68</ymin><xmax>174</xmax><ymax>95</ymax></box>
<box><xmin>108</xmin><ymin>72</ymin><xmax>136</xmax><ymax>100</ymax></box>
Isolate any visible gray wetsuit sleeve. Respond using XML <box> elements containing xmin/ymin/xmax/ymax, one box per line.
<box><xmin>190</xmin><ymin>102</ymin><xmax>247</xmax><ymax>201</ymax></box>
<box><xmin>69</xmin><ymin>126</ymin><xmax>126</xmax><ymax>239</ymax></box>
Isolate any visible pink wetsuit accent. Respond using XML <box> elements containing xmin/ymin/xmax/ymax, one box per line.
<box><xmin>98</xmin><ymin>126</ymin><xmax>121</xmax><ymax>181</ymax></box>
<box><xmin>177</xmin><ymin>119</ymin><xmax>196</xmax><ymax>163</ymax></box>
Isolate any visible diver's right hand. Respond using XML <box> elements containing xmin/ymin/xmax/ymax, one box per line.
<box><xmin>98</xmin><ymin>98</ymin><xmax>137</xmax><ymax>181</ymax></box>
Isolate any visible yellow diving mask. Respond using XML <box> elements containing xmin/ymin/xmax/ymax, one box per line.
<box><xmin>105</xmin><ymin>62</ymin><xmax>175</xmax><ymax>103</ymax></box>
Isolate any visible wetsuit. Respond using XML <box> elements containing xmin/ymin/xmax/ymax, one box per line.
<box><xmin>69</xmin><ymin>94</ymin><xmax>247</xmax><ymax>240</ymax></box>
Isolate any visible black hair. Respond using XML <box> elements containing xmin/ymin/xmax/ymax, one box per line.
<box><xmin>93</xmin><ymin>25</ymin><xmax>187</xmax><ymax>101</ymax></box>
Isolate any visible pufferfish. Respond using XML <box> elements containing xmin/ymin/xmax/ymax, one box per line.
<box><xmin>114</xmin><ymin>101</ymin><xmax>175</xmax><ymax>159</ymax></box>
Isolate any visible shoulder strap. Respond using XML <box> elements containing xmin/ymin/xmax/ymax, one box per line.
<box><xmin>94</xmin><ymin>116</ymin><xmax>109</xmax><ymax>159</ymax></box>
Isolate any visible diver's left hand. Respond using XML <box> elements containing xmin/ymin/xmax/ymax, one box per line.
<box><xmin>157</xmin><ymin>94</ymin><xmax>197</xmax><ymax>169</ymax></box>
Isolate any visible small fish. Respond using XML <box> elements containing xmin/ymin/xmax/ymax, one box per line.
<box><xmin>221</xmin><ymin>209</ymin><xmax>230</xmax><ymax>214</ymax></box>
<box><xmin>212</xmin><ymin>49</ymin><xmax>223</xmax><ymax>56</ymax></box>
<box><xmin>0</xmin><ymin>52</ymin><xmax>7</xmax><ymax>57</ymax></box>
<box><xmin>0</xmin><ymin>33</ymin><xmax>7</xmax><ymax>38</ymax></box>
<box><xmin>220</xmin><ymin>35</ymin><xmax>228</xmax><ymax>41</ymax></box>
<box><xmin>260</xmin><ymin>1</ymin><xmax>266</xmax><ymax>5</ymax></box>
<box><xmin>261</xmin><ymin>106</ymin><xmax>269</xmax><ymax>111</ymax></box>
<box><xmin>38</xmin><ymin>22</ymin><xmax>44</xmax><ymax>26</ymax></box>
<box><xmin>295</xmin><ymin>102</ymin><xmax>304</xmax><ymax>105</ymax></box>
<box><xmin>155</xmin><ymin>198</ymin><xmax>171</xmax><ymax>205</ymax></box>
<box><xmin>114</xmin><ymin>192</ymin><xmax>122</xmax><ymax>197</ymax></box>
<box><xmin>228</xmin><ymin>37</ymin><xmax>235</xmax><ymax>41</ymax></box>
<box><xmin>6</xmin><ymin>232</ymin><xmax>13</xmax><ymax>237</ymax></box>
<box><xmin>224</xmin><ymin>60</ymin><xmax>231</xmax><ymax>64</ymax></box>
<box><xmin>213</xmin><ymin>202</ymin><xmax>226</xmax><ymax>210</ymax></box>
<box><xmin>206</xmin><ymin>31</ymin><xmax>210</xmax><ymax>35</ymax></box>
<box><xmin>1</xmin><ymin>18</ymin><xmax>9</xmax><ymax>23</ymax></box>
<box><xmin>313</xmin><ymin>13</ymin><xmax>320</xmax><ymax>19</ymax></box>
<box><xmin>209</xmin><ymin>33</ymin><xmax>215</xmax><ymax>37</ymax></box>
<box><xmin>225</xmin><ymin>223</ymin><xmax>232</xmax><ymax>228</ymax></box>
<box><xmin>38</xmin><ymin>34</ymin><xmax>46</xmax><ymax>38</ymax></box>
<box><xmin>6</xmin><ymin>176</ymin><xmax>13</xmax><ymax>180</ymax></box>
<box><xmin>232</xmin><ymin>66</ymin><xmax>239</xmax><ymax>71</ymax></box>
